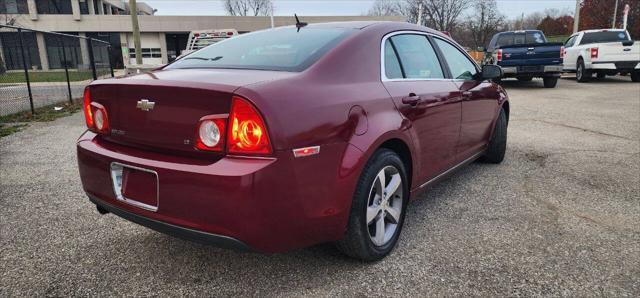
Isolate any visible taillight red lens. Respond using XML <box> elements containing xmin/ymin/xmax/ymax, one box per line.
<box><xmin>496</xmin><ymin>49</ymin><xmax>503</xmax><ymax>62</ymax></box>
<box><xmin>560</xmin><ymin>46</ymin><xmax>565</xmax><ymax>59</ymax></box>
<box><xmin>89</xmin><ymin>102</ymin><xmax>109</xmax><ymax>134</ymax></box>
<box><xmin>195</xmin><ymin>116</ymin><xmax>226</xmax><ymax>152</ymax></box>
<box><xmin>591</xmin><ymin>47</ymin><xmax>598</xmax><ymax>59</ymax></box>
<box><xmin>83</xmin><ymin>87</ymin><xmax>94</xmax><ymax>129</ymax></box>
<box><xmin>227</xmin><ymin>96</ymin><xmax>272</xmax><ymax>155</ymax></box>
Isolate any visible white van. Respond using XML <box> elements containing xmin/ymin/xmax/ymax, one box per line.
<box><xmin>183</xmin><ymin>29</ymin><xmax>239</xmax><ymax>56</ymax></box>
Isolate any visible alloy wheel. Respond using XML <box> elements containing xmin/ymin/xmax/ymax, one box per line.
<box><xmin>366</xmin><ymin>165</ymin><xmax>403</xmax><ymax>246</ymax></box>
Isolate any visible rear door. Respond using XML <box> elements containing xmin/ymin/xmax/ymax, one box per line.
<box><xmin>431</xmin><ymin>37</ymin><xmax>498</xmax><ymax>160</ymax></box>
<box><xmin>381</xmin><ymin>32</ymin><xmax>462</xmax><ymax>183</ymax></box>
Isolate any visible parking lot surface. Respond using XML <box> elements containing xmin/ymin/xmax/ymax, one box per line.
<box><xmin>1</xmin><ymin>76</ymin><xmax>639</xmax><ymax>296</ymax></box>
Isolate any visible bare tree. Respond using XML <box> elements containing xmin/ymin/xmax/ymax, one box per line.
<box><xmin>464</xmin><ymin>0</ymin><xmax>504</xmax><ymax>49</ymax></box>
<box><xmin>420</xmin><ymin>0</ymin><xmax>470</xmax><ymax>32</ymax></box>
<box><xmin>224</xmin><ymin>0</ymin><xmax>273</xmax><ymax>16</ymax></box>
<box><xmin>368</xmin><ymin>0</ymin><xmax>406</xmax><ymax>16</ymax></box>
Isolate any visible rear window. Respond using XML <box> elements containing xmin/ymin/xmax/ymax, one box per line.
<box><xmin>580</xmin><ymin>31</ymin><xmax>630</xmax><ymax>45</ymax></box>
<box><xmin>495</xmin><ymin>31</ymin><xmax>546</xmax><ymax>48</ymax></box>
<box><xmin>166</xmin><ymin>27</ymin><xmax>354</xmax><ymax>72</ymax></box>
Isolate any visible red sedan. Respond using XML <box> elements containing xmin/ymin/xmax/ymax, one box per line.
<box><xmin>78</xmin><ymin>22</ymin><xmax>508</xmax><ymax>261</ymax></box>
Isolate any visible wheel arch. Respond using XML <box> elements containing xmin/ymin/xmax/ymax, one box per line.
<box><xmin>378</xmin><ymin>138</ymin><xmax>414</xmax><ymax>190</ymax></box>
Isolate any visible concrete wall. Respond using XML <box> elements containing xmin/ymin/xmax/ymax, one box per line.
<box><xmin>3</xmin><ymin>15</ymin><xmax>405</xmax><ymax>33</ymax></box>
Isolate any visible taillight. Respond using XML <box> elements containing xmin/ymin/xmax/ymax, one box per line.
<box><xmin>496</xmin><ymin>49</ymin><xmax>503</xmax><ymax>62</ymax></box>
<box><xmin>83</xmin><ymin>87</ymin><xmax>109</xmax><ymax>134</ymax></box>
<box><xmin>591</xmin><ymin>47</ymin><xmax>598</xmax><ymax>59</ymax></box>
<box><xmin>227</xmin><ymin>96</ymin><xmax>272</xmax><ymax>155</ymax></box>
<box><xmin>195</xmin><ymin>116</ymin><xmax>226</xmax><ymax>152</ymax></box>
<box><xmin>83</xmin><ymin>87</ymin><xmax>93</xmax><ymax>129</ymax></box>
<box><xmin>560</xmin><ymin>46</ymin><xmax>565</xmax><ymax>59</ymax></box>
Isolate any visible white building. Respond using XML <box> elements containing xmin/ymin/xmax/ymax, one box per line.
<box><xmin>0</xmin><ymin>0</ymin><xmax>402</xmax><ymax>70</ymax></box>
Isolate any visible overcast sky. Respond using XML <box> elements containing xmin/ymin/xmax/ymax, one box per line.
<box><xmin>145</xmin><ymin>0</ymin><xmax>576</xmax><ymax>18</ymax></box>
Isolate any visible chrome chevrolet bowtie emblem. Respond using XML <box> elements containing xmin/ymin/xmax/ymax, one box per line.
<box><xmin>136</xmin><ymin>99</ymin><xmax>155</xmax><ymax>111</ymax></box>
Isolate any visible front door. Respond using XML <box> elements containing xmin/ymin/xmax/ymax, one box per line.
<box><xmin>432</xmin><ymin>37</ymin><xmax>499</xmax><ymax>160</ymax></box>
<box><xmin>381</xmin><ymin>33</ymin><xmax>462</xmax><ymax>183</ymax></box>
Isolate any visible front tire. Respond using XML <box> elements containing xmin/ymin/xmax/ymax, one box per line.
<box><xmin>479</xmin><ymin>108</ymin><xmax>507</xmax><ymax>164</ymax></box>
<box><xmin>543</xmin><ymin>77</ymin><xmax>558</xmax><ymax>88</ymax></box>
<box><xmin>631</xmin><ymin>72</ymin><xmax>640</xmax><ymax>82</ymax></box>
<box><xmin>576</xmin><ymin>59</ymin><xmax>591</xmax><ymax>82</ymax></box>
<box><xmin>336</xmin><ymin>149</ymin><xmax>409</xmax><ymax>261</ymax></box>
<box><xmin>596</xmin><ymin>72</ymin><xmax>606</xmax><ymax>79</ymax></box>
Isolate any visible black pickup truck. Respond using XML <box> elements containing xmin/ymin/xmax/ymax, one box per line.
<box><xmin>484</xmin><ymin>30</ymin><xmax>564</xmax><ymax>88</ymax></box>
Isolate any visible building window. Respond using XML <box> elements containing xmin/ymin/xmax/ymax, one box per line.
<box><xmin>93</xmin><ymin>0</ymin><xmax>99</xmax><ymax>14</ymax></box>
<box><xmin>0</xmin><ymin>0</ymin><xmax>29</xmax><ymax>14</ymax></box>
<box><xmin>44</xmin><ymin>33</ymin><xmax>82</xmax><ymax>69</ymax></box>
<box><xmin>0</xmin><ymin>32</ymin><xmax>42</xmax><ymax>70</ymax></box>
<box><xmin>79</xmin><ymin>0</ymin><xmax>89</xmax><ymax>14</ymax></box>
<box><xmin>129</xmin><ymin>48</ymin><xmax>161</xmax><ymax>59</ymax></box>
<box><xmin>36</xmin><ymin>0</ymin><xmax>73</xmax><ymax>14</ymax></box>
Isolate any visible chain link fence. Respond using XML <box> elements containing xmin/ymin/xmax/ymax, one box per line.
<box><xmin>0</xmin><ymin>25</ymin><xmax>114</xmax><ymax>117</ymax></box>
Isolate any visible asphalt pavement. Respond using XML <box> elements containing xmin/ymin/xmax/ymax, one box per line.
<box><xmin>1</xmin><ymin>75</ymin><xmax>638</xmax><ymax>296</ymax></box>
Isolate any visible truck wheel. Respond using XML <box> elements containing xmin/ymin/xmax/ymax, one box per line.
<box><xmin>596</xmin><ymin>72</ymin><xmax>606</xmax><ymax>79</ymax></box>
<box><xmin>336</xmin><ymin>149</ymin><xmax>409</xmax><ymax>261</ymax></box>
<box><xmin>479</xmin><ymin>108</ymin><xmax>507</xmax><ymax>164</ymax></box>
<box><xmin>631</xmin><ymin>72</ymin><xmax>640</xmax><ymax>82</ymax></box>
<box><xmin>576</xmin><ymin>59</ymin><xmax>591</xmax><ymax>82</ymax></box>
<box><xmin>517</xmin><ymin>76</ymin><xmax>533</xmax><ymax>82</ymax></box>
<box><xmin>543</xmin><ymin>77</ymin><xmax>558</xmax><ymax>88</ymax></box>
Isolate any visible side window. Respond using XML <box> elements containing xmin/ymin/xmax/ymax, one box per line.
<box><xmin>433</xmin><ymin>38</ymin><xmax>478</xmax><ymax>81</ymax></box>
<box><xmin>384</xmin><ymin>40</ymin><xmax>403</xmax><ymax>79</ymax></box>
<box><xmin>389</xmin><ymin>34</ymin><xmax>444</xmax><ymax>79</ymax></box>
<box><xmin>564</xmin><ymin>36</ymin><xmax>576</xmax><ymax>48</ymax></box>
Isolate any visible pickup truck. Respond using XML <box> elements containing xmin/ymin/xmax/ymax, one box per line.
<box><xmin>562</xmin><ymin>29</ymin><xmax>640</xmax><ymax>82</ymax></box>
<box><xmin>484</xmin><ymin>30</ymin><xmax>564</xmax><ymax>88</ymax></box>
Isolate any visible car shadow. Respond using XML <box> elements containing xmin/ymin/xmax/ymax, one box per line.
<box><xmin>560</xmin><ymin>74</ymin><xmax>634</xmax><ymax>84</ymax></box>
<box><xmin>497</xmin><ymin>79</ymin><xmax>547</xmax><ymax>89</ymax></box>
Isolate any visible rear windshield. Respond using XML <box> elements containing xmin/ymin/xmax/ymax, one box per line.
<box><xmin>166</xmin><ymin>27</ymin><xmax>354</xmax><ymax>72</ymax></box>
<box><xmin>495</xmin><ymin>31</ymin><xmax>546</xmax><ymax>48</ymax></box>
<box><xmin>580</xmin><ymin>31</ymin><xmax>630</xmax><ymax>45</ymax></box>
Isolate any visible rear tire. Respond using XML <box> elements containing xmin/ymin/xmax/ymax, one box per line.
<box><xmin>631</xmin><ymin>72</ymin><xmax>640</xmax><ymax>82</ymax></box>
<box><xmin>336</xmin><ymin>149</ymin><xmax>409</xmax><ymax>261</ymax></box>
<box><xmin>543</xmin><ymin>77</ymin><xmax>558</xmax><ymax>88</ymax></box>
<box><xmin>479</xmin><ymin>108</ymin><xmax>507</xmax><ymax>164</ymax></box>
<box><xmin>596</xmin><ymin>72</ymin><xmax>606</xmax><ymax>79</ymax></box>
<box><xmin>576</xmin><ymin>59</ymin><xmax>591</xmax><ymax>82</ymax></box>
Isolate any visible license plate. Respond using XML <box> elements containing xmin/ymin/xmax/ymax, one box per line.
<box><xmin>110</xmin><ymin>163</ymin><xmax>159</xmax><ymax>212</ymax></box>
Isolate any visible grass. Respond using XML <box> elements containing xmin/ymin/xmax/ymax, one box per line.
<box><xmin>0</xmin><ymin>71</ymin><xmax>96</xmax><ymax>83</ymax></box>
<box><xmin>0</xmin><ymin>100</ymin><xmax>83</xmax><ymax>138</ymax></box>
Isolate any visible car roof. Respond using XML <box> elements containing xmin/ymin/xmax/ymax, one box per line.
<box><xmin>307</xmin><ymin>21</ymin><xmax>387</xmax><ymax>30</ymax></box>
<box><xmin>580</xmin><ymin>29</ymin><xmax>627</xmax><ymax>33</ymax></box>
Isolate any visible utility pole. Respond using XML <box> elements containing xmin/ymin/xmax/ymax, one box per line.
<box><xmin>573</xmin><ymin>0</ymin><xmax>581</xmax><ymax>33</ymax></box>
<box><xmin>612</xmin><ymin>0</ymin><xmax>619</xmax><ymax>28</ymax></box>
<box><xmin>270</xmin><ymin>2</ymin><xmax>274</xmax><ymax>28</ymax></box>
<box><xmin>129</xmin><ymin>0</ymin><xmax>142</xmax><ymax>65</ymax></box>
<box><xmin>416</xmin><ymin>2</ymin><xmax>423</xmax><ymax>26</ymax></box>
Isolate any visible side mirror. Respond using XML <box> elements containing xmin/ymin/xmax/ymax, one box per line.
<box><xmin>481</xmin><ymin>64</ymin><xmax>503</xmax><ymax>80</ymax></box>
<box><xmin>622</xmin><ymin>40</ymin><xmax>634</xmax><ymax>46</ymax></box>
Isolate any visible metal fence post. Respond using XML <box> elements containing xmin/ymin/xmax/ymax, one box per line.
<box><xmin>87</xmin><ymin>38</ymin><xmax>97</xmax><ymax>80</ymax></box>
<box><xmin>60</xmin><ymin>36</ymin><xmax>73</xmax><ymax>103</ymax></box>
<box><xmin>108</xmin><ymin>45</ymin><xmax>114</xmax><ymax>77</ymax></box>
<box><xmin>17</xmin><ymin>28</ymin><xmax>35</xmax><ymax>115</ymax></box>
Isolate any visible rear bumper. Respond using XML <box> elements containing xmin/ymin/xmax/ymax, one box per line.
<box><xmin>501</xmin><ymin>65</ymin><xmax>562</xmax><ymax>76</ymax></box>
<box><xmin>590</xmin><ymin>61</ymin><xmax>640</xmax><ymax>71</ymax></box>
<box><xmin>77</xmin><ymin>131</ymin><xmax>363</xmax><ymax>253</ymax></box>
<box><xmin>89</xmin><ymin>194</ymin><xmax>252</xmax><ymax>251</ymax></box>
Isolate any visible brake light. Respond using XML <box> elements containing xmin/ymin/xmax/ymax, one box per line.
<box><xmin>227</xmin><ymin>32</ymin><xmax>234</xmax><ymax>36</ymax></box>
<box><xmin>227</xmin><ymin>96</ymin><xmax>272</xmax><ymax>155</ymax></box>
<box><xmin>195</xmin><ymin>116</ymin><xmax>226</xmax><ymax>152</ymax></box>
<box><xmin>560</xmin><ymin>46</ymin><xmax>565</xmax><ymax>59</ymax></box>
<box><xmin>193</xmin><ymin>33</ymin><xmax>200</xmax><ymax>37</ymax></box>
<box><xmin>496</xmin><ymin>49</ymin><xmax>503</xmax><ymax>62</ymax></box>
<box><xmin>591</xmin><ymin>47</ymin><xmax>598</xmax><ymax>59</ymax></box>
<box><xmin>83</xmin><ymin>87</ymin><xmax>93</xmax><ymax>129</ymax></box>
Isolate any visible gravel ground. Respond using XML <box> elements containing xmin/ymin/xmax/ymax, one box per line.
<box><xmin>1</xmin><ymin>75</ymin><xmax>639</xmax><ymax>296</ymax></box>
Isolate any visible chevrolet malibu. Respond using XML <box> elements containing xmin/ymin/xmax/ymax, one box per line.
<box><xmin>77</xmin><ymin>21</ymin><xmax>508</xmax><ymax>261</ymax></box>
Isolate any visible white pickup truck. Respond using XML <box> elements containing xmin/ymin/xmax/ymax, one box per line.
<box><xmin>563</xmin><ymin>29</ymin><xmax>640</xmax><ymax>82</ymax></box>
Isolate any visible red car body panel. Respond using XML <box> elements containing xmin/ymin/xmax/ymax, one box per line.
<box><xmin>77</xmin><ymin>22</ymin><xmax>508</xmax><ymax>253</ymax></box>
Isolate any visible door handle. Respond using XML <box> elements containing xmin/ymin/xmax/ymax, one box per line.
<box><xmin>462</xmin><ymin>91</ymin><xmax>472</xmax><ymax>100</ymax></box>
<box><xmin>402</xmin><ymin>93</ymin><xmax>421</xmax><ymax>106</ymax></box>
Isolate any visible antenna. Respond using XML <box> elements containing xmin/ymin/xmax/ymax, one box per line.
<box><xmin>294</xmin><ymin>14</ymin><xmax>307</xmax><ymax>32</ymax></box>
